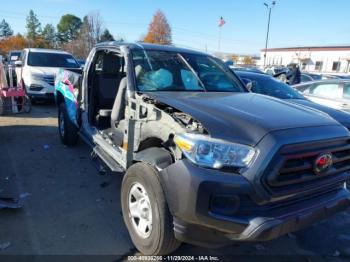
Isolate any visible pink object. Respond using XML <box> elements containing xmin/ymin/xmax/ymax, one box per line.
<box><xmin>0</xmin><ymin>87</ymin><xmax>26</xmax><ymax>98</ymax></box>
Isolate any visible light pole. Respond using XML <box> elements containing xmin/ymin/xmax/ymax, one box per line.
<box><xmin>263</xmin><ymin>1</ymin><xmax>276</xmax><ymax>67</ymax></box>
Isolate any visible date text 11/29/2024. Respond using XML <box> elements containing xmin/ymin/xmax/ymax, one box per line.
<box><xmin>127</xmin><ymin>255</ymin><xmax>220</xmax><ymax>261</ymax></box>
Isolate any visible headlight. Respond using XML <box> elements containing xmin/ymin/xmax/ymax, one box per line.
<box><xmin>174</xmin><ymin>133</ymin><xmax>257</xmax><ymax>169</ymax></box>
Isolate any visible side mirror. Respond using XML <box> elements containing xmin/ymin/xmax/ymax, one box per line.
<box><xmin>246</xmin><ymin>82</ymin><xmax>253</xmax><ymax>91</ymax></box>
<box><xmin>14</xmin><ymin>61</ymin><xmax>22</xmax><ymax>67</ymax></box>
<box><xmin>241</xmin><ymin>78</ymin><xmax>253</xmax><ymax>92</ymax></box>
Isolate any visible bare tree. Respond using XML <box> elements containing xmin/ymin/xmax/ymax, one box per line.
<box><xmin>61</xmin><ymin>11</ymin><xmax>118</xmax><ymax>58</ymax></box>
<box><xmin>62</xmin><ymin>11</ymin><xmax>103</xmax><ymax>58</ymax></box>
<box><xmin>88</xmin><ymin>11</ymin><xmax>103</xmax><ymax>43</ymax></box>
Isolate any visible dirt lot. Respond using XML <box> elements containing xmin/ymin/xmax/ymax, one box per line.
<box><xmin>1</xmin><ymin>104</ymin><xmax>350</xmax><ymax>262</ymax></box>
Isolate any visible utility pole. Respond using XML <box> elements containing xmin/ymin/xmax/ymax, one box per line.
<box><xmin>263</xmin><ymin>1</ymin><xmax>276</xmax><ymax>67</ymax></box>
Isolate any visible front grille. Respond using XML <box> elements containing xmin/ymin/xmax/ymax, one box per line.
<box><xmin>43</xmin><ymin>75</ymin><xmax>55</xmax><ymax>86</ymax></box>
<box><xmin>263</xmin><ymin>138</ymin><xmax>350</xmax><ymax>196</ymax></box>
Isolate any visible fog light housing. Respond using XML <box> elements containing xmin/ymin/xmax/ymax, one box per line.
<box><xmin>29</xmin><ymin>85</ymin><xmax>43</xmax><ymax>91</ymax></box>
<box><xmin>210</xmin><ymin>195</ymin><xmax>240</xmax><ymax>216</ymax></box>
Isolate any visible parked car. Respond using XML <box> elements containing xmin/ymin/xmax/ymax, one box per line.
<box><xmin>264</xmin><ymin>65</ymin><xmax>290</xmax><ymax>82</ymax></box>
<box><xmin>301</xmin><ymin>72</ymin><xmax>322</xmax><ymax>83</ymax></box>
<box><xmin>231</xmin><ymin>66</ymin><xmax>265</xmax><ymax>74</ymax></box>
<box><xmin>55</xmin><ymin>42</ymin><xmax>350</xmax><ymax>255</ymax></box>
<box><xmin>322</xmin><ymin>74</ymin><xmax>350</xmax><ymax>80</ymax></box>
<box><xmin>76</xmin><ymin>58</ymin><xmax>86</xmax><ymax>68</ymax></box>
<box><xmin>19</xmin><ymin>48</ymin><xmax>80</xmax><ymax>101</ymax></box>
<box><xmin>6</xmin><ymin>50</ymin><xmax>22</xmax><ymax>65</ymax></box>
<box><xmin>264</xmin><ymin>65</ymin><xmax>288</xmax><ymax>76</ymax></box>
<box><xmin>294</xmin><ymin>80</ymin><xmax>350</xmax><ymax>112</ymax></box>
<box><xmin>4</xmin><ymin>50</ymin><xmax>22</xmax><ymax>86</ymax></box>
<box><xmin>235</xmin><ymin>71</ymin><xmax>350</xmax><ymax>128</ymax></box>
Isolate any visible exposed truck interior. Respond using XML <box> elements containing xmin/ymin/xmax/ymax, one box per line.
<box><xmin>87</xmin><ymin>50</ymin><xmax>127</xmax><ymax>146</ymax></box>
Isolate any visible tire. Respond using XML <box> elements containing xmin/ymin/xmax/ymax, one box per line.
<box><xmin>23</xmin><ymin>95</ymin><xmax>31</xmax><ymax>113</ymax></box>
<box><xmin>17</xmin><ymin>95</ymin><xmax>31</xmax><ymax>113</ymax></box>
<box><xmin>121</xmin><ymin>162</ymin><xmax>180</xmax><ymax>255</ymax></box>
<box><xmin>30</xmin><ymin>97</ymin><xmax>37</xmax><ymax>105</ymax></box>
<box><xmin>0</xmin><ymin>97</ymin><xmax>4</xmax><ymax>115</ymax></box>
<box><xmin>58</xmin><ymin>102</ymin><xmax>78</xmax><ymax>146</ymax></box>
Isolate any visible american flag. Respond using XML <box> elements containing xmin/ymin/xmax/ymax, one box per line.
<box><xmin>218</xmin><ymin>16</ymin><xmax>226</xmax><ymax>27</ymax></box>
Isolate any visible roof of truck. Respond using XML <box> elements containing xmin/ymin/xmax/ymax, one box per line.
<box><xmin>96</xmin><ymin>42</ymin><xmax>207</xmax><ymax>55</ymax></box>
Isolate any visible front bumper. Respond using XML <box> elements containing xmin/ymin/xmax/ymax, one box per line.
<box><xmin>28</xmin><ymin>92</ymin><xmax>55</xmax><ymax>100</ymax></box>
<box><xmin>24</xmin><ymin>78</ymin><xmax>55</xmax><ymax>98</ymax></box>
<box><xmin>161</xmin><ymin>160</ymin><xmax>350</xmax><ymax>247</ymax></box>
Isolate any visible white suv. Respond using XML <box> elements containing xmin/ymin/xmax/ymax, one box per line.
<box><xmin>18</xmin><ymin>48</ymin><xmax>80</xmax><ymax>100</ymax></box>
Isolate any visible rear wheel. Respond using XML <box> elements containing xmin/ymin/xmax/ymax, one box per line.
<box><xmin>121</xmin><ymin>162</ymin><xmax>180</xmax><ymax>255</ymax></box>
<box><xmin>58</xmin><ymin>102</ymin><xmax>78</xmax><ymax>146</ymax></box>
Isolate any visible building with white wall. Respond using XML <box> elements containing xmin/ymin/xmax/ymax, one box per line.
<box><xmin>261</xmin><ymin>46</ymin><xmax>350</xmax><ymax>74</ymax></box>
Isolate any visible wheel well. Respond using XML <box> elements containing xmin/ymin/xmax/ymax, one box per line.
<box><xmin>137</xmin><ymin>137</ymin><xmax>164</xmax><ymax>152</ymax></box>
<box><xmin>56</xmin><ymin>91</ymin><xmax>65</xmax><ymax>107</ymax></box>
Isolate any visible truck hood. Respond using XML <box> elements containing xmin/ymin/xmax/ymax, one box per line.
<box><xmin>145</xmin><ymin>92</ymin><xmax>341</xmax><ymax>146</ymax></box>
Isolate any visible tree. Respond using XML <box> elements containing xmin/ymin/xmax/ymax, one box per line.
<box><xmin>115</xmin><ymin>36</ymin><xmax>124</xmax><ymax>43</ymax></box>
<box><xmin>26</xmin><ymin>10</ymin><xmax>41</xmax><ymax>40</ymax></box>
<box><xmin>63</xmin><ymin>12</ymin><xmax>108</xmax><ymax>58</ymax></box>
<box><xmin>64</xmin><ymin>13</ymin><xmax>100</xmax><ymax>58</ymax></box>
<box><xmin>32</xmin><ymin>36</ymin><xmax>49</xmax><ymax>48</ymax></box>
<box><xmin>243</xmin><ymin>56</ymin><xmax>254</xmax><ymax>65</ymax></box>
<box><xmin>143</xmin><ymin>10</ymin><xmax>172</xmax><ymax>45</ymax></box>
<box><xmin>231</xmin><ymin>54</ymin><xmax>239</xmax><ymax>64</ymax></box>
<box><xmin>100</xmin><ymin>29</ymin><xmax>114</xmax><ymax>42</ymax></box>
<box><xmin>0</xmin><ymin>19</ymin><xmax>13</xmax><ymax>38</ymax></box>
<box><xmin>0</xmin><ymin>35</ymin><xmax>28</xmax><ymax>55</ymax></box>
<box><xmin>57</xmin><ymin>14</ymin><xmax>82</xmax><ymax>43</ymax></box>
<box><xmin>42</xmin><ymin>24</ymin><xmax>56</xmax><ymax>48</ymax></box>
<box><xmin>87</xmin><ymin>11</ymin><xmax>103</xmax><ymax>43</ymax></box>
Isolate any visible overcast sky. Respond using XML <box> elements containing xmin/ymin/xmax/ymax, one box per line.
<box><xmin>1</xmin><ymin>0</ymin><xmax>350</xmax><ymax>55</ymax></box>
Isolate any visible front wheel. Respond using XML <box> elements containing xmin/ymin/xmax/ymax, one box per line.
<box><xmin>121</xmin><ymin>162</ymin><xmax>181</xmax><ymax>255</ymax></box>
<box><xmin>58</xmin><ymin>102</ymin><xmax>78</xmax><ymax>146</ymax></box>
<box><xmin>23</xmin><ymin>95</ymin><xmax>31</xmax><ymax>113</ymax></box>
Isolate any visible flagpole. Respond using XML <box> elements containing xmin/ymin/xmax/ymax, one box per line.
<box><xmin>218</xmin><ymin>26</ymin><xmax>221</xmax><ymax>53</ymax></box>
<box><xmin>218</xmin><ymin>16</ymin><xmax>225</xmax><ymax>53</ymax></box>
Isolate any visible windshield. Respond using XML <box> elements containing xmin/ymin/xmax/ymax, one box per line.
<box><xmin>244</xmin><ymin>74</ymin><xmax>305</xmax><ymax>99</ymax></box>
<box><xmin>132</xmin><ymin>49</ymin><xmax>244</xmax><ymax>92</ymax></box>
<box><xmin>28</xmin><ymin>52</ymin><xmax>80</xmax><ymax>68</ymax></box>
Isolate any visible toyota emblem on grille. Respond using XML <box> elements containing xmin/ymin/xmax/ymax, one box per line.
<box><xmin>314</xmin><ymin>153</ymin><xmax>333</xmax><ymax>174</ymax></box>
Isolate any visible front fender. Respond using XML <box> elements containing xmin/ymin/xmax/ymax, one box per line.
<box><xmin>54</xmin><ymin>68</ymin><xmax>81</xmax><ymax>127</ymax></box>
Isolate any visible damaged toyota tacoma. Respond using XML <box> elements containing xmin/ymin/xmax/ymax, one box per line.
<box><xmin>55</xmin><ymin>42</ymin><xmax>350</xmax><ymax>255</ymax></box>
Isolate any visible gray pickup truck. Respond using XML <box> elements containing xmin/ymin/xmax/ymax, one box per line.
<box><xmin>55</xmin><ymin>42</ymin><xmax>350</xmax><ymax>255</ymax></box>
